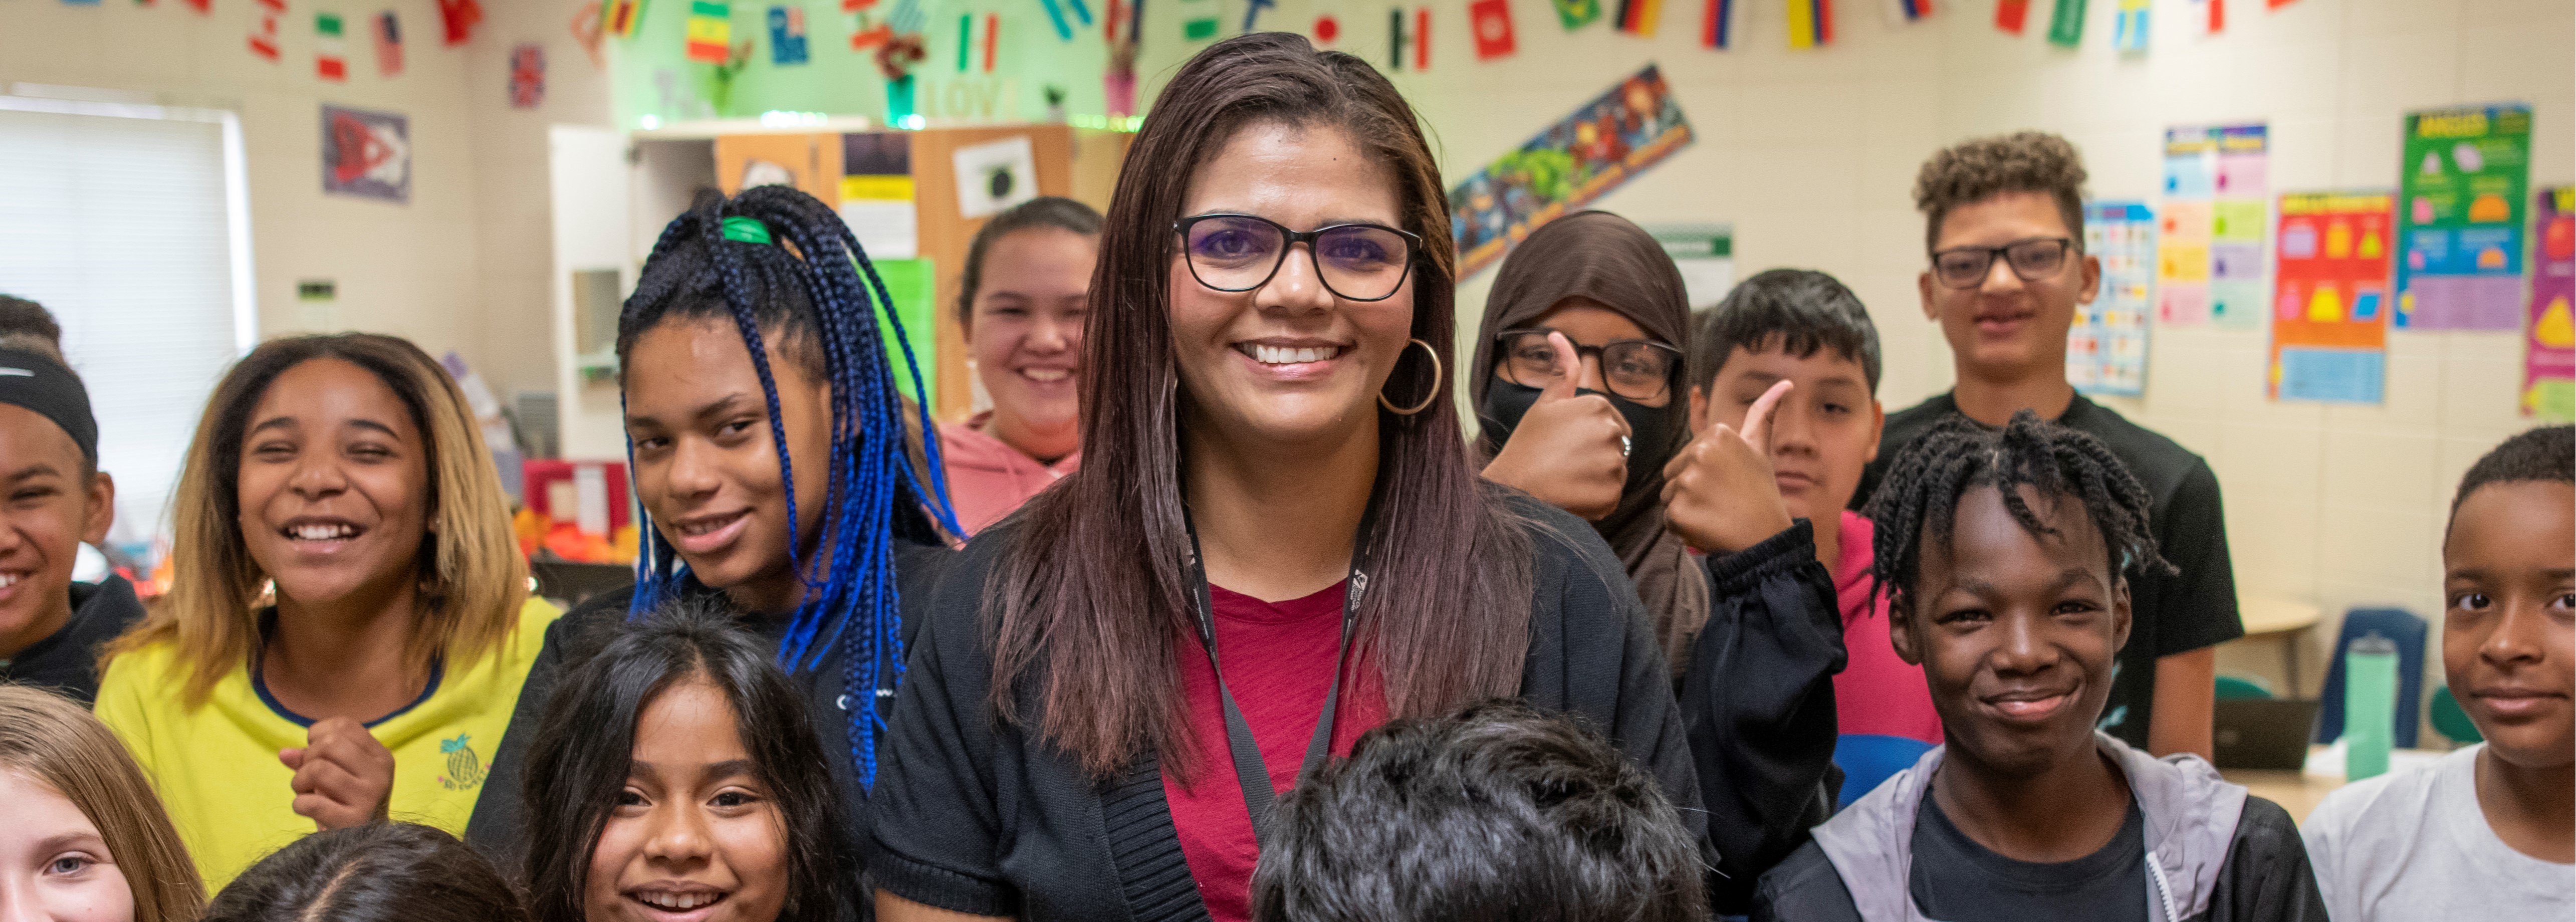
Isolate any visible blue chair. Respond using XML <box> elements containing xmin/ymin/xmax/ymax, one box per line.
<box><xmin>2313</xmin><ymin>607</ymin><xmax>2427</xmax><ymax>748</ymax></box>
<box><xmin>1832</xmin><ymin>734</ymin><xmax>1937</xmax><ymax>810</ymax></box>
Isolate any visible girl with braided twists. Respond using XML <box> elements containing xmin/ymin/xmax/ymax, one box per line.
<box><xmin>1755</xmin><ymin>410</ymin><xmax>2325</xmax><ymax>922</ymax></box>
<box><xmin>463</xmin><ymin>185</ymin><xmax>963</xmax><ymax>896</ymax></box>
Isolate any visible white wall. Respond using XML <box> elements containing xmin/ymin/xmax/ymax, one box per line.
<box><xmin>1357</xmin><ymin>0</ymin><xmax>2571</xmax><ymax>694</ymax></box>
<box><xmin>0</xmin><ymin>0</ymin><xmax>611</xmax><ymax>400</ymax></box>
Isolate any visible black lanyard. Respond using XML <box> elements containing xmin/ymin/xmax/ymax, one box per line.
<box><xmin>1179</xmin><ymin>502</ymin><xmax>1375</xmax><ymax>850</ymax></box>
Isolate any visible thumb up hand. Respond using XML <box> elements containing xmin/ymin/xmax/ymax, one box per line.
<box><xmin>1482</xmin><ymin>331</ymin><xmax>1632</xmax><ymax>521</ymax></box>
<box><xmin>1663</xmin><ymin>379</ymin><xmax>1796</xmax><ymax>554</ymax></box>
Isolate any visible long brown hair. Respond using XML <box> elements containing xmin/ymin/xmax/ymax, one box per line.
<box><xmin>986</xmin><ymin>33</ymin><xmax>1535</xmax><ymax>779</ymax></box>
<box><xmin>107</xmin><ymin>334</ymin><xmax>531</xmax><ymax>704</ymax></box>
<box><xmin>0</xmin><ymin>685</ymin><xmax>205</xmax><ymax>922</ymax></box>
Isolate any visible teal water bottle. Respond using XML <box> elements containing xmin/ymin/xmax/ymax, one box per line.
<box><xmin>2345</xmin><ymin>632</ymin><xmax>2399</xmax><ymax>781</ymax></box>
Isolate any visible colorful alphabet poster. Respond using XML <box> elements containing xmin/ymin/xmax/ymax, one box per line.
<box><xmin>1449</xmin><ymin>65</ymin><xmax>1693</xmax><ymax>279</ymax></box>
<box><xmin>2269</xmin><ymin>191</ymin><xmax>2393</xmax><ymax>403</ymax></box>
<box><xmin>2527</xmin><ymin>187</ymin><xmax>2574</xmax><ymax>420</ymax></box>
<box><xmin>2158</xmin><ymin>123</ymin><xmax>2269</xmax><ymax>328</ymax></box>
<box><xmin>2074</xmin><ymin>201</ymin><xmax>2154</xmax><ymax>396</ymax></box>
<box><xmin>2395</xmin><ymin>104</ymin><xmax>2531</xmax><ymax>330</ymax></box>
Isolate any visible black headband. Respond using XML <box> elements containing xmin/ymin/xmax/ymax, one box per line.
<box><xmin>0</xmin><ymin>348</ymin><xmax>97</xmax><ymax>463</ymax></box>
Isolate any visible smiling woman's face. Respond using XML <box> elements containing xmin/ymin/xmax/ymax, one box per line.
<box><xmin>236</xmin><ymin>358</ymin><xmax>431</xmax><ymax>610</ymax></box>
<box><xmin>1166</xmin><ymin>121</ymin><xmax>1414</xmax><ymax>451</ymax></box>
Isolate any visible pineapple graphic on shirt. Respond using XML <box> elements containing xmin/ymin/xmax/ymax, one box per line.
<box><xmin>438</xmin><ymin>734</ymin><xmax>487</xmax><ymax>792</ymax></box>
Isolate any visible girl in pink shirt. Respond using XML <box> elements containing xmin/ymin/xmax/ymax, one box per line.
<box><xmin>940</xmin><ymin>196</ymin><xmax>1099</xmax><ymax>534</ymax></box>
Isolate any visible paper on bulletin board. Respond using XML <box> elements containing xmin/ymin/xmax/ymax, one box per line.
<box><xmin>952</xmin><ymin>135</ymin><xmax>1039</xmax><ymax>219</ymax></box>
<box><xmin>2158</xmin><ymin>123</ymin><xmax>2268</xmax><ymax>328</ymax></box>
<box><xmin>839</xmin><ymin>132</ymin><xmax>918</xmax><ymax>259</ymax></box>
<box><xmin>2075</xmin><ymin>201</ymin><xmax>2154</xmax><ymax>396</ymax></box>
<box><xmin>2395</xmin><ymin>104</ymin><xmax>2531</xmax><ymax>330</ymax></box>
<box><xmin>1647</xmin><ymin>223</ymin><xmax>1734</xmax><ymax>308</ymax></box>
<box><xmin>867</xmin><ymin>257</ymin><xmax>940</xmax><ymax>410</ymax></box>
<box><xmin>1448</xmin><ymin>64</ymin><xmax>1694</xmax><ymax>279</ymax></box>
<box><xmin>2269</xmin><ymin>191</ymin><xmax>2393</xmax><ymax>403</ymax></box>
<box><xmin>2526</xmin><ymin>186</ymin><xmax>2574</xmax><ymax>420</ymax></box>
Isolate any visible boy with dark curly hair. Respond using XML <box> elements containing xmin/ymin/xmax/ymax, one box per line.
<box><xmin>1853</xmin><ymin>132</ymin><xmax>2242</xmax><ymax>760</ymax></box>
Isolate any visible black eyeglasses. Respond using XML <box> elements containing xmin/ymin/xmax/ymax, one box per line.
<box><xmin>1930</xmin><ymin>237</ymin><xmax>2076</xmax><ymax>289</ymax></box>
<box><xmin>1493</xmin><ymin>329</ymin><xmax>1681</xmax><ymax>402</ymax></box>
<box><xmin>1173</xmin><ymin>213</ymin><xmax>1422</xmax><ymax>302</ymax></box>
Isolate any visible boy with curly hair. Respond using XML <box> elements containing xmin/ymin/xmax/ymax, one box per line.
<box><xmin>1853</xmin><ymin>132</ymin><xmax>2241</xmax><ymax>760</ymax></box>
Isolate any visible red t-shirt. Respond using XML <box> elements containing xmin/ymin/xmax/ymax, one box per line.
<box><xmin>1831</xmin><ymin>510</ymin><xmax>1944</xmax><ymax>745</ymax></box>
<box><xmin>1161</xmin><ymin>581</ymin><xmax>1388</xmax><ymax>922</ymax></box>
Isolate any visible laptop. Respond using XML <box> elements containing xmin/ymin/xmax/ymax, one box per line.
<box><xmin>2213</xmin><ymin>698</ymin><xmax>2321</xmax><ymax>771</ymax></box>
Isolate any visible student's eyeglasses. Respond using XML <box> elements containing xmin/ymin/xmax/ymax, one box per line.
<box><xmin>1929</xmin><ymin>237</ymin><xmax>2076</xmax><ymax>289</ymax></box>
<box><xmin>1492</xmin><ymin>329</ymin><xmax>1681</xmax><ymax>402</ymax></box>
<box><xmin>1173</xmin><ymin>213</ymin><xmax>1422</xmax><ymax>302</ymax></box>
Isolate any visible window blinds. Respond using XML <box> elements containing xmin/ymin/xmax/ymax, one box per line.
<box><xmin>0</xmin><ymin>99</ymin><xmax>252</xmax><ymax>556</ymax></box>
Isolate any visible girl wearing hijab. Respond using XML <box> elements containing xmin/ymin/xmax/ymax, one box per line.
<box><xmin>1469</xmin><ymin>210</ymin><xmax>1847</xmax><ymax>913</ymax></box>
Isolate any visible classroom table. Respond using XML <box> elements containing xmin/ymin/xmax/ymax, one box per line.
<box><xmin>2237</xmin><ymin>597</ymin><xmax>2323</xmax><ymax>694</ymax></box>
<box><xmin>2219</xmin><ymin>744</ymin><xmax>2450</xmax><ymax>825</ymax></box>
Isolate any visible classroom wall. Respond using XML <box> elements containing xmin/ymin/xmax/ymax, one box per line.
<box><xmin>1335</xmin><ymin>0</ymin><xmax>2572</xmax><ymax>696</ymax></box>
<box><xmin>0</xmin><ymin>0</ymin><xmax>610</xmax><ymax>400</ymax></box>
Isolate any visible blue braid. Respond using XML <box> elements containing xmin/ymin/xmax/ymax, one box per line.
<box><xmin>730</xmin><ymin>186</ymin><xmax>956</xmax><ymax>788</ymax></box>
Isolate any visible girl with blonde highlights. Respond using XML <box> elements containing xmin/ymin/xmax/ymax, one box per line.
<box><xmin>97</xmin><ymin>333</ymin><xmax>559</xmax><ymax>890</ymax></box>
<box><xmin>0</xmin><ymin>684</ymin><xmax>205</xmax><ymax>922</ymax></box>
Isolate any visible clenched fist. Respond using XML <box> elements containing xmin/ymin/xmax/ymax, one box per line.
<box><xmin>281</xmin><ymin>717</ymin><xmax>394</xmax><ymax>831</ymax></box>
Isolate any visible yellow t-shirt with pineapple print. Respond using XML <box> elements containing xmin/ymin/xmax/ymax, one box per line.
<box><xmin>94</xmin><ymin>598</ymin><xmax>561</xmax><ymax>890</ymax></box>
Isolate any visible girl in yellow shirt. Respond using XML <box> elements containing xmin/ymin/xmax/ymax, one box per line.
<box><xmin>95</xmin><ymin>333</ymin><xmax>558</xmax><ymax>890</ymax></box>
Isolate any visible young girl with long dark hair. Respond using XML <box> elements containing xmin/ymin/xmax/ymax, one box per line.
<box><xmin>465</xmin><ymin>185</ymin><xmax>959</xmax><ymax>886</ymax></box>
<box><xmin>518</xmin><ymin>598</ymin><xmax>849</xmax><ymax>922</ymax></box>
<box><xmin>865</xmin><ymin>33</ymin><xmax>1832</xmax><ymax>922</ymax></box>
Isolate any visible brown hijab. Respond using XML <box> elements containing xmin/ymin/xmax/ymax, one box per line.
<box><xmin>1469</xmin><ymin>210</ymin><xmax>1709</xmax><ymax>669</ymax></box>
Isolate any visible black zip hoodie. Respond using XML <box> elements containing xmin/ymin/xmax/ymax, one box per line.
<box><xmin>2</xmin><ymin>573</ymin><xmax>147</xmax><ymax>706</ymax></box>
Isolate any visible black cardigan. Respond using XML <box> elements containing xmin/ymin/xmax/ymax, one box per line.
<box><xmin>461</xmin><ymin>539</ymin><xmax>955</xmax><ymax>889</ymax></box>
<box><xmin>865</xmin><ymin>497</ymin><xmax>1840</xmax><ymax>920</ymax></box>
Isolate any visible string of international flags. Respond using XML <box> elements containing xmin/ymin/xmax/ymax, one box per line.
<box><xmin>59</xmin><ymin>0</ymin><xmax>2299</xmax><ymax>95</ymax></box>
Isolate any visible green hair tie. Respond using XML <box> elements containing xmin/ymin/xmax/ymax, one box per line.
<box><xmin>721</xmin><ymin>216</ymin><xmax>774</xmax><ymax>245</ymax></box>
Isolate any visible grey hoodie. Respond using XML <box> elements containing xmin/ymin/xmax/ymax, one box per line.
<box><xmin>1754</xmin><ymin>731</ymin><xmax>2328</xmax><ymax>922</ymax></box>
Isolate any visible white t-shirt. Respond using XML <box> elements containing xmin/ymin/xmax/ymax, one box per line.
<box><xmin>2302</xmin><ymin>744</ymin><xmax>2575</xmax><ymax>920</ymax></box>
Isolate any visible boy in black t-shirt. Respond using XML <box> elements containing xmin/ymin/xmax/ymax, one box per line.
<box><xmin>1757</xmin><ymin>413</ymin><xmax>2322</xmax><ymax>922</ymax></box>
<box><xmin>1852</xmin><ymin>132</ymin><xmax>2240</xmax><ymax>758</ymax></box>
<box><xmin>0</xmin><ymin>296</ymin><xmax>145</xmax><ymax>705</ymax></box>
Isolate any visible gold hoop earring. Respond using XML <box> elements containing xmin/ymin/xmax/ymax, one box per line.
<box><xmin>1378</xmin><ymin>338</ymin><xmax>1443</xmax><ymax>416</ymax></box>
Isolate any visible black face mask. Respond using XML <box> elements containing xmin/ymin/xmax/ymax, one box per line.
<box><xmin>1478</xmin><ymin>379</ymin><xmax>1678</xmax><ymax>470</ymax></box>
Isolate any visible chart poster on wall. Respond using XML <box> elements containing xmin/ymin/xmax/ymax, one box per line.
<box><xmin>2157</xmin><ymin>123</ymin><xmax>2268</xmax><ymax>328</ymax></box>
<box><xmin>1448</xmin><ymin>64</ymin><xmax>1693</xmax><ymax>279</ymax></box>
<box><xmin>2268</xmin><ymin>191</ymin><xmax>2392</xmax><ymax>403</ymax></box>
<box><xmin>2395</xmin><ymin>104</ymin><xmax>2531</xmax><ymax>331</ymax></box>
<box><xmin>321</xmin><ymin>105</ymin><xmax>411</xmax><ymax>203</ymax></box>
<box><xmin>2526</xmin><ymin>186</ymin><xmax>2573</xmax><ymax>420</ymax></box>
<box><xmin>2074</xmin><ymin>201</ymin><xmax>2153</xmax><ymax>396</ymax></box>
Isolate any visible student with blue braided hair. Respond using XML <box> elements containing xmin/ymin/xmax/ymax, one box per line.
<box><xmin>464</xmin><ymin>184</ymin><xmax>961</xmax><ymax>888</ymax></box>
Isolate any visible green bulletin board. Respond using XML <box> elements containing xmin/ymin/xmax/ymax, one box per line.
<box><xmin>867</xmin><ymin>256</ymin><xmax>939</xmax><ymax>410</ymax></box>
